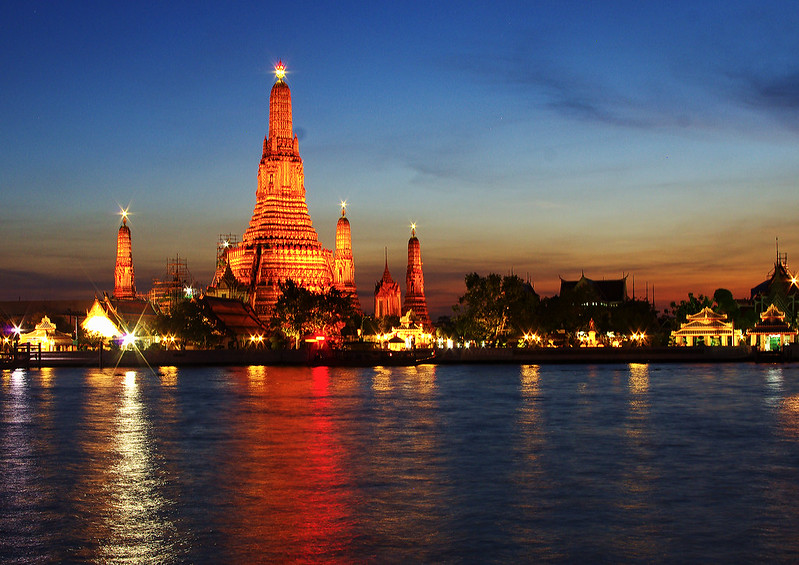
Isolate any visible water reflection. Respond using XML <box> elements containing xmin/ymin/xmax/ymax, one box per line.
<box><xmin>1</xmin><ymin>369</ymin><xmax>40</xmax><ymax>556</ymax></box>
<box><xmin>371</xmin><ymin>365</ymin><xmax>392</xmax><ymax>392</ymax></box>
<box><xmin>225</xmin><ymin>366</ymin><xmax>355</xmax><ymax>562</ymax></box>
<box><xmin>618</xmin><ymin>363</ymin><xmax>658</xmax><ymax>560</ymax></box>
<box><xmin>4</xmin><ymin>364</ymin><xmax>799</xmax><ymax>562</ymax></box>
<box><xmin>73</xmin><ymin>369</ymin><xmax>177</xmax><ymax>563</ymax></box>
<box><xmin>779</xmin><ymin>394</ymin><xmax>799</xmax><ymax>439</ymax></box>
<box><xmin>764</xmin><ymin>366</ymin><xmax>784</xmax><ymax>409</ymax></box>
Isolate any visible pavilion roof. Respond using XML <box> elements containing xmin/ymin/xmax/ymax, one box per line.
<box><xmin>200</xmin><ymin>295</ymin><xmax>265</xmax><ymax>337</ymax></box>
<box><xmin>673</xmin><ymin>307</ymin><xmax>735</xmax><ymax>337</ymax></box>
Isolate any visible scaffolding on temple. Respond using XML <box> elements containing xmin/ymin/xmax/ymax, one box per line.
<box><xmin>149</xmin><ymin>255</ymin><xmax>196</xmax><ymax>314</ymax></box>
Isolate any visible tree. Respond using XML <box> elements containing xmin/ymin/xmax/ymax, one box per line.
<box><xmin>271</xmin><ymin>280</ymin><xmax>357</xmax><ymax>348</ymax></box>
<box><xmin>669</xmin><ymin>293</ymin><xmax>713</xmax><ymax>324</ymax></box>
<box><xmin>453</xmin><ymin>273</ymin><xmax>539</xmax><ymax>344</ymax></box>
<box><xmin>154</xmin><ymin>298</ymin><xmax>223</xmax><ymax>349</ymax></box>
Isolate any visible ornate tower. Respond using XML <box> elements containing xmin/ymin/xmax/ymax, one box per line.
<box><xmin>113</xmin><ymin>212</ymin><xmax>136</xmax><ymax>300</ymax></box>
<box><xmin>333</xmin><ymin>202</ymin><xmax>361</xmax><ymax>312</ymax></box>
<box><xmin>374</xmin><ymin>250</ymin><xmax>401</xmax><ymax>318</ymax></box>
<box><xmin>218</xmin><ymin>61</ymin><xmax>335</xmax><ymax>315</ymax></box>
<box><xmin>403</xmin><ymin>224</ymin><xmax>431</xmax><ymax>327</ymax></box>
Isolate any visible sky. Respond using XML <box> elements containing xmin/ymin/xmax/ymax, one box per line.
<box><xmin>2</xmin><ymin>1</ymin><xmax>799</xmax><ymax>318</ymax></box>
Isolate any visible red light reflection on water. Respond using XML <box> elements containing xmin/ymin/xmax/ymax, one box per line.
<box><xmin>226</xmin><ymin>366</ymin><xmax>354</xmax><ymax>562</ymax></box>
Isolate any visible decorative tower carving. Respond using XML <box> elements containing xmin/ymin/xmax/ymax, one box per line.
<box><xmin>374</xmin><ymin>249</ymin><xmax>401</xmax><ymax>318</ymax></box>
<box><xmin>113</xmin><ymin>210</ymin><xmax>136</xmax><ymax>300</ymax></box>
<box><xmin>216</xmin><ymin>61</ymin><xmax>336</xmax><ymax>315</ymax></box>
<box><xmin>403</xmin><ymin>224</ymin><xmax>431</xmax><ymax>327</ymax></box>
<box><xmin>333</xmin><ymin>202</ymin><xmax>361</xmax><ymax>312</ymax></box>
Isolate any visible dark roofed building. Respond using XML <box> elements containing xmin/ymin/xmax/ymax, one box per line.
<box><xmin>199</xmin><ymin>295</ymin><xmax>266</xmax><ymax>347</ymax></box>
<box><xmin>750</xmin><ymin>252</ymin><xmax>798</xmax><ymax>322</ymax></box>
<box><xmin>559</xmin><ymin>273</ymin><xmax>628</xmax><ymax>307</ymax></box>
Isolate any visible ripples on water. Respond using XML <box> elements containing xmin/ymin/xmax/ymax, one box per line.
<box><xmin>3</xmin><ymin>363</ymin><xmax>799</xmax><ymax>563</ymax></box>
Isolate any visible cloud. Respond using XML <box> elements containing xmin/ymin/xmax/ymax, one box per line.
<box><xmin>0</xmin><ymin>268</ymin><xmax>104</xmax><ymax>301</ymax></box>
<box><xmin>729</xmin><ymin>70</ymin><xmax>799</xmax><ymax>126</ymax></box>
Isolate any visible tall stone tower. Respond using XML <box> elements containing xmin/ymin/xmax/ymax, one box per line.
<box><xmin>374</xmin><ymin>250</ymin><xmax>401</xmax><ymax>318</ymax></box>
<box><xmin>333</xmin><ymin>202</ymin><xmax>361</xmax><ymax>312</ymax></box>
<box><xmin>217</xmin><ymin>61</ymin><xmax>335</xmax><ymax>315</ymax></box>
<box><xmin>403</xmin><ymin>225</ymin><xmax>431</xmax><ymax>327</ymax></box>
<box><xmin>113</xmin><ymin>212</ymin><xmax>136</xmax><ymax>300</ymax></box>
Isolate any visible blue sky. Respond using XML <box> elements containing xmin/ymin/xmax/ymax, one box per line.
<box><xmin>2</xmin><ymin>1</ymin><xmax>799</xmax><ymax>316</ymax></box>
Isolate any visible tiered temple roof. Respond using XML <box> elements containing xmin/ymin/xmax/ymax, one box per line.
<box><xmin>216</xmin><ymin>62</ymin><xmax>339</xmax><ymax>315</ymax></box>
<box><xmin>374</xmin><ymin>252</ymin><xmax>401</xmax><ymax>319</ymax></box>
<box><xmin>333</xmin><ymin>204</ymin><xmax>360</xmax><ymax>313</ymax></box>
<box><xmin>672</xmin><ymin>306</ymin><xmax>742</xmax><ymax>346</ymax></box>
<box><xmin>113</xmin><ymin>215</ymin><xmax>136</xmax><ymax>300</ymax></box>
<box><xmin>747</xmin><ymin>304</ymin><xmax>796</xmax><ymax>337</ymax></box>
<box><xmin>403</xmin><ymin>225</ymin><xmax>431</xmax><ymax>328</ymax></box>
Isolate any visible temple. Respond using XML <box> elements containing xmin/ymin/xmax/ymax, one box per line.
<box><xmin>113</xmin><ymin>211</ymin><xmax>136</xmax><ymax>300</ymax></box>
<box><xmin>333</xmin><ymin>202</ymin><xmax>361</xmax><ymax>312</ymax></box>
<box><xmin>750</xmin><ymin>246</ymin><xmax>798</xmax><ymax>322</ymax></box>
<box><xmin>211</xmin><ymin>62</ymin><xmax>357</xmax><ymax>315</ymax></box>
<box><xmin>671</xmin><ymin>307</ymin><xmax>742</xmax><ymax>346</ymax></box>
<box><xmin>746</xmin><ymin>304</ymin><xmax>797</xmax><ymax>351</ymax></box>
<box><xmin>374</xmin><ymin>250</ymin><xmax>401</xmax><ymax>318</ymax></box>
<box><xmin>402</xmin><ymin>225</ymin><xmax>431</xmax><ymax>328</ymax></box>
<box><xmin>559</xmin><ymin>273</ymin><xmax>627</xmax><ymax>307</ymax></box>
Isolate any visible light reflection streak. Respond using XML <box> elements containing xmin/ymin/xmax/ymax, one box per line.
<box><xmin>226</xmin><ymin>366</ymin><xmax>355</xmax><ymax>561</ymax></box>
<box><xmin>363</xmin><ymin>364</ymin><xmax>445</xmax><ymax>559</ymax></box>
<box><xmin>618</xmin><ymin>363</ymin><xmax>658</xmax><ymax>560</ymax></box>
<box><xmin>1</xmin><ymin>369</ymin><xmax>35</xmax><ymax>552</ymax></box>
<box><xmin>159</xmin><ymin>365</ymin><xmax>178</xmax><ymax>387</ymax></box>
<box><xmin>76</xmin><ymin>369</ymin><xmax>178</xmax><ymax>562</ymax></box>
<box><xmin>764</xmin><ymin>366</ymin><xmax>784</xmax><ymax>409</ymax></box>
<box><xmin>513</xmin><ymin>365</ymin><xmax>552</xmax><ymax>554</ymax></box>
<box><xmin>372</xmin><ymin>366</ymin><xmax>392</xmax><ymax>392</ymax></box>
<box><xmin>779</xmin><ymin>394</ymin><xmax>799</xmax><ymax>439</ymax></box>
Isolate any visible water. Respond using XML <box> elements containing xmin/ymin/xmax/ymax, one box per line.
<box><xmin>2</xmin><ymin>363</ymin><xmax>799</xmax><ymax>563</ymax></box>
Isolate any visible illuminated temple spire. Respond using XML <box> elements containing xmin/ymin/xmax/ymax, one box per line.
<box><xmin>403</xmin><ymin>224</ymin><xmax>431</xmax><ymax>328</ymax></box>
<box><xmin>334</xmin><ymin>202</ymin><xmax>361</xmax><ymax>312</ymax></box>
<box><xmin>215</xmin><ymin>61</ymin><xmax>336</xmax><ymax>314</ymax></box>
<box><xmin>113</xmin><ymin>210</ymin><xmax>136</xmax><ymax>300</ymax></box>
<box><xmin>374</xmin><ymin>248</ymin><xmax>401</xmax><ymax>318</ymax></box>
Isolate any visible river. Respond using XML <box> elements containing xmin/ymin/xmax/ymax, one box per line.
<box><xmin>2</xmin><ymin>363</ymin><xmax>799</xmax><ymax>563</ymax></box>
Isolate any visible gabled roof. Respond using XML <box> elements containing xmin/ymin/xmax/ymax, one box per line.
<box><xmin>751</xmin><ymin>261</ymin><xmax>799</xmax><ymax>300</ymax></box>
<box><xmin>686</xmin><ymin>307</ymin><xmax>728</xmax><ymax>322</ymax></box>
<box><xmin>200</xmin><ymin>295</ymin><xmax>265</xmax><ymax>337</ymax></box>
<box><xmin>673</xmin><ymin>307</ymin><xmax>735</xmax><ymax>337</ymax></box>
<box><xmin>748</xmin><ymin>304</ymin><xmax>797</xmax><ymax>336</ymax></box>
<box><xmin>560</xmin><ymin>274</ymin><xmax>627</xmax><ymax>303</ymax></box>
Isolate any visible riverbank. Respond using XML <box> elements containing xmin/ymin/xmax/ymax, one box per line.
<box><xmin>6</xmin><ymin>344</ymin><xmax>795</xmax><ymax>369</ymax></box>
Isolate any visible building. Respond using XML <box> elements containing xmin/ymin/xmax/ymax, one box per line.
<box><xmin>402</xmin><ymin>225</ymin><xmax>431</xmax><ymax>328</ymax></box>
<box><xmin>113</xmin><ymin>212</ymin><xmax>136</xmax><ymax>300</ymax></box>
<box><xmin>750</xmin><ymin>248</ymin><xmax>798</xmax><ymax>323</ymax></box>
<box><xmin>559</xmin><ymin>273</ymin><xmax>628</xmax><ymax>307</ymax></box>
<box><xmin>149</xmin><ymin>255</ymin><xmax>194</xmax><ymax>315</ymax></box>
<box><xmin>333</xmin><ymin>203</ymin><xmax>361</xmax><ymax>313</ymax></box>
<box><xmin>18</xmin><ymin>315</ymin><xmax>74</xmax><ymax>351</ymax></box>
<box><xmin>672</xmin><ymin>307</ymin><xmax>742</xmax><ymax>346</ymax></box>
<box><xmin>211</xmin><ymin>61</ymin><xmax>349</xmax><ymax>316</ymax></box>
<box><xmin>746</xmin><ymin>304</ymin><xmax>797</xmax><ymax>351</ymax></box>
<box><xmin>199</xmin><ymin>295</ymin><xmax>268</xmax><ymax>348</ymax></box>
<box><xmin>374</xmin><ymin>251</ymin><xmax>401</xmax><ymax>319</ymax></box>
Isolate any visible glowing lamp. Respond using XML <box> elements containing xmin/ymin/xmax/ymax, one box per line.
<box><xmin>121</xmin><ymin>333</ymin><xmax>136</xmax><ymax>348</ymax></box>
<box><xmin>274</xmin><ymin>61</ymin><xmax>286</xmax><ymax>80</ymax></box>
